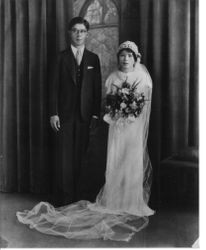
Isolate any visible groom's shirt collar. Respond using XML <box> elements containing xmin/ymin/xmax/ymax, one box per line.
<box><xmin>71</xmin><ymin>44</ymin><xmax>85</xmax><ymax>57</ymax></box>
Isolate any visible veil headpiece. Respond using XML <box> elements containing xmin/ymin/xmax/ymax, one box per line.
<box><xmin>117</xmin><ymin>41</ymin><xmax>141</xmax><ymax>58</ymax></box>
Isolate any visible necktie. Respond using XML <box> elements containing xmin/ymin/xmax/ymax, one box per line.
<box><xmin>76</xmin><ymin>49</ymin><xmax>82</xmax><ymax>66</ymax></box>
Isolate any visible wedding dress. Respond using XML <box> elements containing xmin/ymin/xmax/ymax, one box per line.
<box><xmin>16</xmin><ymin>63</ymin><xmax>154</xmax><ymax>242</ymax></box>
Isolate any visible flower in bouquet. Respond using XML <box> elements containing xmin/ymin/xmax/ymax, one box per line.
<box><xmin>104</xmin><ymin>80</ymin><xmax>146</xmax><ymax>123</ymax></box>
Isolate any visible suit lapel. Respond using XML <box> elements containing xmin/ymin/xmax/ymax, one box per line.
<box><xmin>82</xmin><ymin>49</ymin><xmax>89</xmax><ymax>84</ymax></box>
<box><xmin>65</xmin><ymin>47</ymin><xmax>76</xmax><ymax>84</ymax></box>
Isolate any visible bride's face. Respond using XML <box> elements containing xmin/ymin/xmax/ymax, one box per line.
<box><xmin>118</xmin><ymin>50</ymin><xmax>135</xmax><ymax>72</ymax></box>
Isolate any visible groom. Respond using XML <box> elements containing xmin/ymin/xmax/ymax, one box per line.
<box><xmin>50</xmin><ymin>17</ymin><xmax>102</xmax><ymax>206</ymax></box>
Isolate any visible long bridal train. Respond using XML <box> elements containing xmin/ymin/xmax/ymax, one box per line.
<box><xmin>16</xmin><ymin>199</ymin><xmax>153</xmax><ymax>242</ymax></box>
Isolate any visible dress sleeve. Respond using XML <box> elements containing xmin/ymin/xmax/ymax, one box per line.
<box><xmin>105</xmin><ymin>73</ymin><xmax>116</xmax><ymax>94</ymax></box>
<box><xmin>135</xmin><ymin>64</ymin><xmax>152</xmax><ymax>97</ymax></box>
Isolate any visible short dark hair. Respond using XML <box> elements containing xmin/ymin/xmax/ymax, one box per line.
<box><xmin>117</xmin><ymin>48</ymin><xmax>138</xmax><ymax>62</ymax></box>
<box><xmin>68</xmin><ymin>17</ymin><xmax>90</xmax><ymax>31</ymax></box>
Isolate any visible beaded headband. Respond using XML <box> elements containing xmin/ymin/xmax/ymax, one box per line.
<box><xmin>117</xmin><ymin>41</ymin><xmax>141</xmax><ymax>57</ymax></box>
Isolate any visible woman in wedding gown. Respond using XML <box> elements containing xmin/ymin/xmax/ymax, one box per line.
<box><xmin>16</xmin><ymin>41</ymin><xmax>155</xmax><ymax>242</ymax></box>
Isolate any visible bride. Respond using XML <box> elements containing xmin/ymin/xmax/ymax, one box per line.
<box><xmin>16</xmin><ymin>41</ymin><xmax>155</xmax><ymax>242</ymax></box>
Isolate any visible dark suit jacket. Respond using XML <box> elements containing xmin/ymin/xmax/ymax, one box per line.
<box><xmin>50</xmin><ymin>47</ymin><xmax>102</xmax><ymax>123</ymax></box>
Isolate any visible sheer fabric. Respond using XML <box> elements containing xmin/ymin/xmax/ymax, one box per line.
<box><xmin>16</xmin><ymin>63</ymin><xmax>154</xmax><ymax>242</ymax></box>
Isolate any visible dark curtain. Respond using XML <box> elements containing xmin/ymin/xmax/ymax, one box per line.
<box><xmin>120</xmin><ymin>0</ymin><xmax>198</xmax><ymax>205</ymax></box>
<box><xmin>120</xmin><ymin>0</ymin><xmax>198</xmax><ymax>161</ymax></box>
<box><xmin>0</xmin><ymin>0</ymin><xmax>72</xmax><ymax>193</ymax></box>
<box><xmin>0</xmin><ymin>0</ymin><xmax>198</xmax><ymax>196</ymax></box>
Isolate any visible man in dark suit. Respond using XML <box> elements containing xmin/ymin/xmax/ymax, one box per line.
<box><xmin>50</xmin><ymin>17</ymin><xmax>102</xmax><ymax>206</ymax></box>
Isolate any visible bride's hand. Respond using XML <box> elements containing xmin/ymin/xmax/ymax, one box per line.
<box><xmin>103</xmin><ymin>114</ymin><xmax>114</xmax><ymax>125</ymax></box>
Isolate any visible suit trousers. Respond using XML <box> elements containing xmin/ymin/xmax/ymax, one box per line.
<box><xmin>53</xmin><ymin>120</ymin><xmax>90</xmax><ymax>206</ymax></box>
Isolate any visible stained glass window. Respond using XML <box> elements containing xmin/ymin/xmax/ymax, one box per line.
<box><xmin>84</xmin><ymin>0</ymin><xmax>118</xmax><ymax>26</ymax></box>
<box><xmin>104</xmin><ymin>0</ymin><xmax>118</xmax><ymax>24</ymax></box>
<box><xmin>84</xmin><ymin>0</ymin><xmax>103</xmax><ymax>25</ymax></box>
<box><xmin>80</xmin><ymin>0</ymin><xmax>119</xmax><ymax>97</ymax></box>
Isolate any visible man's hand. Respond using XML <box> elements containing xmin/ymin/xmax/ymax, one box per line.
<box><xmin>50</xmin><ymin>115</ymin><xmax>60</xmax><ymax>132</ymax></box>
<box><xmin>90</xmin><ymin>116</ymin><xmax>99</xmax><ymax>130</ymax></box>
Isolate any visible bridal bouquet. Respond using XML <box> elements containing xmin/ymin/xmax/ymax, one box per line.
<box><xmin>104</xmin><ymin>80</ymin><xmax>146</xmax><ymax>124</ymax></box>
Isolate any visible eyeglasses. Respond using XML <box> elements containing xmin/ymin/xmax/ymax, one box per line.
<box><xmin>71</xmin><ymin>28</ymin><xmax>87</xmax><ymax>34</ymax></box>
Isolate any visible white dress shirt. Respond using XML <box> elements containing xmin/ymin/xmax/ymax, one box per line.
<box><xmin>71</xmin><ymin>44</ymin><xmax>85</xmax><ymax>64</ymax></box>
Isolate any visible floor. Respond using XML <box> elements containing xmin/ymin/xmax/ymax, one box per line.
<box><xmin>0</xmin><ymin>192</ymin><xmax>198</xmax><ymax>248</ymax></box>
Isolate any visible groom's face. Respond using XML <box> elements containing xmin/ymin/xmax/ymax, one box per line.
<box><xmin>70</xmin><ymin>23</ymin><xmax>88</xmax><ymax>47</ymax></box>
